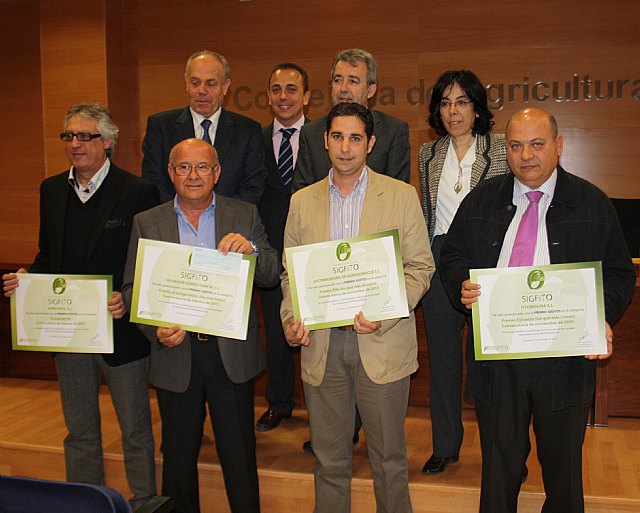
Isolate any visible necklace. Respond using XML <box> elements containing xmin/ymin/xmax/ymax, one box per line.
<box><xmin>454</xmin><ymin>164</ymin><xmax>462</xmax><ymax>194</ymax></box>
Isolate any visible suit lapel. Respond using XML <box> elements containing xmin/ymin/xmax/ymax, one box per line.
<box><xmin>175</xmin><ymin>107</ymin><xmax>196</xmax><ymax>142</ymax></box>
<box><xmin>86</xmin><ymin>165</ymin><xmax>123</xmax><ymax>258</ymax></box>
<box><xmin>470</xmin><ymin>133</ymin><xmax>490</xmax><ymax>189</ymax></box>
<box><xmin>359</xmin><ymin>169</ymin><xmax>385</xmax><ymax>235</ymax></box>
<box><xmin>213</xmin><ymin>109</ymin><xmax>234</xmax><ymax>165</ymax></box>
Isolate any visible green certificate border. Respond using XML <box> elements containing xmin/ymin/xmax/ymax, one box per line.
<box><xmin>11</xmin><ymin>273</ymin><xmax>113</xmax><ymax>353</ymax></box>
<box><xmin>130</xmin><ymin>238</ymin><xmax>256</xmax><ymax>340</ymax></box>
<box><xmin>285</xmin><ymin>229</ymin><xmax>408</xmax><ymax>330</ymax></box>
<box><xmin>470</xmin><ymin>261</ymin><xmax>605</xmax><ymax>360</ymax></box>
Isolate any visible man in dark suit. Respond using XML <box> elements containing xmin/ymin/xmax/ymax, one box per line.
<box><xmin>2</xmin><ymin>103</ymin><xmax>159</xmax><ymax>510</ymax></box>
<box><xmin>141</xmin><ymin>50</ymin><xmax>267</xmax><ymax>204</ymax></box>
<box><xmin>440</xmin><ymin>108</ymin><xmax>635</xmax><ymax>513</ymax></box>
<box><xmin>122</xmin><ymin>138</ymin><xmax>279</xmax><ymax>513</ymax></box>
<box><xmin>292</xmin><ymin>48</ymin><xmax>410</xmax><ymax>191</ymax></box>
<box><xmin>255</xmin><ymin>63</ymin><xmax>310</xmax><ymax>432</ymax></box>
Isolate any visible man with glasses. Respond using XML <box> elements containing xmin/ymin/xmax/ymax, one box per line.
<box><xmin>2</xmin><ymin>103</ymin><xmax>159</xmax><ymax>511</ymax></box>
<box><xmin>141</xmin><ymin>50</ymin><xmax>267</xmax><ymax>205</ymax></box>
<box><xmin>122</xmin><ymin>138</ymin><xmax>278</xmax><ymax>513</ymax></box>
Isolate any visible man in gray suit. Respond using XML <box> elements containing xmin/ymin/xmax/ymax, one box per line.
<box><xmin>122</xmin><ymin>138</ymin><xmax>279</xmax><ymax>513</ymax></box>
<box><xmin>292</xmin><ymin>48</ymin><xmax>410</xmax><ymax>191</ymax></box>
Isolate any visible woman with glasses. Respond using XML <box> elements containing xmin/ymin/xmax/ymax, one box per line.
<box><xmin>419</xmin><ymin>70</ymin><xmax>509</xmax><ymax>475</ymax></box>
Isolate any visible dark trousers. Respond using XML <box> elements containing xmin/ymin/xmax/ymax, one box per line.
<box><xmin>421</xmin><ymin>234</ymin><xmax>465</xmax><ymax>457</ymax></box>
<box><xmin>476</xmin><ymin>359</ymin><xmax>590</xmax><ymax>513</ymax></box>
<box><xmin>259</xmin><ymin>284</ymin><xmax>295</xmax><ymax>416</ymax></box>
<box><xmin>156</xmin><ymin>336</ymin><xmax>260</xmax><ymax>513</ymax></box>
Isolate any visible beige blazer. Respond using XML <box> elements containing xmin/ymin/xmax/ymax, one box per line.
<box><xmin>280</xmin><ymin>168</ymin><xmax>435</xmax><ymax>386</ymax></box>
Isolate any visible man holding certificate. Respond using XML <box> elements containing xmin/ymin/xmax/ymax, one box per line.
<box><xmin>440</xmin><ymin>108</ymin><xmax>635</xmax><ymax>513</ymax></box>
<box><xmin>281</xmin><ymin>102</ymin><xmax>434</xmax><ymax>513</ymax></box>
<box><xmin>2</xmin><ymin>103</ymin><xmax>159</xmax><ymax>509</ymax></box>
<box><xmin>122</xmin><ymin>138</ymin><xmax>278</xmax><ymax>513</ymax></box>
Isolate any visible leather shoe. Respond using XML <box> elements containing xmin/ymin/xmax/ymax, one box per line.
<box><xmin>421</xmin><ymin>453</ymin><xmax>459</xmax><ymax>474</ymax></box>
<box><xmin>521</xmin><ymin>464</ymin><xmax>529</xmax><ymax>484</ymax></box>
<box><xmin>255</xmin><ymin>409</ymin><xmax>289</xmax><ymax>432</ymax></box>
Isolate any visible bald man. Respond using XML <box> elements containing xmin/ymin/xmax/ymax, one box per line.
<box><xmin>439</xmin><ymin>108</ymin><xmax>634</xmax><ymax>513</ymax></box>
<box><xmin>123</xmin><ymin>139</ymin><xmax>278</xmax><ymax>513</ymax></box>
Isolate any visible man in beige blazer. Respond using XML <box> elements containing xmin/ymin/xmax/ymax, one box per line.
<box><xmin>280</xmin><ymin>102</ymin><xmax>434</xmax><ymax>513</ymax></box>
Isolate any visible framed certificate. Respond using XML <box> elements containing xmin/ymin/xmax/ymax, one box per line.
<box><xmin>285</xmin><ymin>229</ymin><xmax>408</xmax><ymax>330</ymax></box>
<box><xmin>11</xmin><ymin>273</ymin><xmax>113</xmax><ymax>353</ymax></box>
<box><xmin>470</xmin><ymin>262</ymin><xmax>606</xmax><ymax>360</ymax></box>
<box><xmin>130</xmin><ymin>239</ymin><xmax>256</xmax><ymax>340</ymax></box>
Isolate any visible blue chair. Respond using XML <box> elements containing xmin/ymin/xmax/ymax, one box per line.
<box><xmin>0</xmin><ymin>475</ymin><xmax>131</xmax><ymax>513</ymax></box>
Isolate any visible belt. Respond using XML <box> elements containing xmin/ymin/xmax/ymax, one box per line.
<box><xmin>191</xmin><ymin>332</ymin><xmax>212</xmax><ymax>341</ymax></box>
<box><xmin>335</xmin><ymin>325</ymin><xmax>354</xmax><ymax>332</ymax></box>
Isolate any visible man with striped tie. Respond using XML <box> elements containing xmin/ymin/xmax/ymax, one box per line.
<box><xmin>255</xmin><ymin>63</ymin><xmax>311</xmax><ymax>432</ymax></box>
<box><xmin>141</xmin><ymin>51</ymin><xmax>267</xmax><ymax>205</ymax></box>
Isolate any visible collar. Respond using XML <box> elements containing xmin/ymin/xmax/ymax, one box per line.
<box><xmin>273</xmin><ymin>115</ymin><xmax>305</xmax><ymax>134</ymax></box>
<box><xmin>190</xmin><ymin>107</ymin><xmax>222</xmax><ymax>128</ymax></box>
<box><xmin>173</xmin><ymin>192</ymin><xmax>216</xmax><ymax>217</ymax></box>
<box><xmin>68</xmin><ymin>158</ymin><xmax>110</xmax><ymax>193</ymax></box>
<box><xmin>328</xmin><ymin>165</ymin><xmax>369</xmax><ymax>197</ymax></box>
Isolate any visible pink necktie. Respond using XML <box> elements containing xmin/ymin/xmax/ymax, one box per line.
<box><xmin>508</xmin><ymin>191</ymin><xmax>543</xmax><ymax>267</ymax></box>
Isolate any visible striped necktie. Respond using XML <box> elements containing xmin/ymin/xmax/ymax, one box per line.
<box><xmin>278</xmin><ymin>127</ymin><xmax>296</xmax><ymax>189</ymax></box>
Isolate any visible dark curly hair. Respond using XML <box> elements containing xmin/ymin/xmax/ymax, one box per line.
<box><xmin>428</xmin><ymin>70</ymin><xmax>493</xmax><ymax>137</ymax></box>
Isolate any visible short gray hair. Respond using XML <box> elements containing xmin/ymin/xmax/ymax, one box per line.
<box><xmin>63</xmin><ymin>102</ymin><xmax>118</xmax><ymax>157</ymax></box>
<box><xmin>331</xmin><ymin>48</ymin><xmax>378</xmax><ymax>86</ymax></box>
<box><xmin>185</xmin><ymin>51</ymin><xmax>230</xmax><ymax>81</ymax></box>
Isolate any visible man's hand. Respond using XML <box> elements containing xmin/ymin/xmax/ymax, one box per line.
<box><xmin>585</xmin><ymin>322</ymin><xmax>613</xmax><ymax>360</ymax></box>
<box><xmin>218</xmin><ymin>233</ymin><xmax>254</xmax><ymax>255</ymax></box>
<box><xmin>284</xmin><ymin>318</ymin><xmax>310</xmax><ymax>347</ymax></box>
<box><xmin>157</xmin><ymin>325</ymin><xmax>186</xmax><ymax>348</ymax></box>
<box><xmin>353</xmin><ymin>311</ymin><xmax>381</xmax><ymax>334</ymax></box>
<box><xmin>108</xmin><ymin>291</ymin><xmax>127</xmax><ymax>320</ymax></box>
<box><xmin>461</xmin><ymin>279</ymin><xmax>481</xmax><ymax>309</ymax></box>
<box><xmin>2</xmin><ymin>268</ymin><xmax>27</xmax><ymax>297</ymax></box>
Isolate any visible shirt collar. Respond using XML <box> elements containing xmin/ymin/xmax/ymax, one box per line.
<box><xmin>173</xmin><ymin>192</ymin><xmax>217</xmax><ymax>217</ymax></box>
<box><xmin>68</xmin><ymin>158</ymin><xmax>110</xmax><ymax>193</ymax></box>
<box><xmin>328</xmin><ymin>165</ymin><xmax>369</xmax><ymax>197</ymax></box>
<box><xmin>514</xmin><ymin>168</ymin><xmax>558</xmax><ymax>199</ymax></box>
<box><xmin>273</xmin><ymin>115</ymin><xmax>305</xmax><ymax>134</ymax></box>
<box><xmin>190</xmin><ymin>107</ymin><xmax>222</xmax><ymax>128</ymax></box>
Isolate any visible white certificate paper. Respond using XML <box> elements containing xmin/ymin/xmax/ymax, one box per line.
<box><xmin>470</xmin><ymin>262</ymin><xmax>606</xmax><ymax>360</ymax></box>
<box><xmin>11</xmin><ymin>273</ymin><xmax>113</xmax><ymax>353</ymax></box>
<box><xmin>285</xmin><ymin>230</ymin><xmax>408</xmax><ymax>330</ymax></box>
<box><xmin>130</xmin><ymin>239</ymin><xmax>256</xmax><ymax>340</ymax></box>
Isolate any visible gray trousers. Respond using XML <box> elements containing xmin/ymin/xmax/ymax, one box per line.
<box><xmin>304</xmin><ymin>329</ymin><xmax>412</xmax><ymax>513</ymax></box>
<box><xmin>55</xmin><ymin>353</ymin><xmax>156</xmax><ymax>506</ymax></box>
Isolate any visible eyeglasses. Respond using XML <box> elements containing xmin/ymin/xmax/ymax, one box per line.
<box><xmin>171</xmin><ymin>163</ymin><xmax>219</xmax><ymax>176</ymax></box>
<box><xmin>439</xmin><ymin>99</ymin><xmax>473</xmax><ymax>110</ymax></box>
<box><xmin>59</xmin><ymin>132</ymin><xmax>102</xmax><ymax>142</ymax></box>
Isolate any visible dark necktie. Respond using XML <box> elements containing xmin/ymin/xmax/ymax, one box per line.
<box><xmin>278</xmin><ymin>128</ymin><xmax>296</xmax><ymax>189</ymax></box>
<box><xmin>201</xmin><ymin>119</ymin><xmax>212</xmax><ymax>145</ymax></box>
<box><xmin>508</xmin><ymin>190</ymin><xmax>544</xmax><ymax>267</ymax></box>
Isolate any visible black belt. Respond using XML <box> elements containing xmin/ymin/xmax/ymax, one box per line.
<box><xmin>334</xmin><ymin>325</ymin><xmax>354</xmax><ymax>332</ymax></box>
<box><xmin>191</xmin><ymin>332</ymin><xmax>212</xmax><ymax>341</ymax></box>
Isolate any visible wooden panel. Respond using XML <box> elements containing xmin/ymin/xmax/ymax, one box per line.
<box><xmin>0</xmin><ymin>1</ymin><xmax>43</xmax><ymax>265</ymax></box>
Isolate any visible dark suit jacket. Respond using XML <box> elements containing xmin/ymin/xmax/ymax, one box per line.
<box><xmin>258</xmin><ymin>119</ymin><xmax>309</xmax><ymax>261</ymax></box>
<box><xmin>141</xmin><ymin>106</ymin><xmax>267</xmax><ymax>204</ymax></box>
<box><xmin>30</xmin><ymin>164</ymin><xmax>160</xmax><ymax>366</ymax></box>
<box><xmin>440</xmin><ymin>166</ymin><xmax>635</xmax><ymax>409</ymax></box>
<box><xmin>121</xmin><ymin>196</ymin><xmax>279</xmax><ymax>392</ymax></box>
<box><xmin>292</xmin><ymin>109</ymin><xmax>410</xmax><ymax>191</ymax></box>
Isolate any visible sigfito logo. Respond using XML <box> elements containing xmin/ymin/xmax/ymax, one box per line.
<box><xmin>527</xmin><ymin>270</ymin><xmax>545</xmax><ymax>290</ymax></box>
<box><xmin>52</xmin><ymin>277</ymin><xmax>67</xmax><ymax>295</ymax></box>
<box><xmin>336</xmin><ymin>242</ymin><xmax>351</xmax><ymax>262</ymax></box>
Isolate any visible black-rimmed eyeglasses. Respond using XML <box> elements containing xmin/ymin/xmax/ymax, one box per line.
<box><xmin>59</xmin><ymin>132</ymin><xmax>102</xmax><ymax>142</ymax></box>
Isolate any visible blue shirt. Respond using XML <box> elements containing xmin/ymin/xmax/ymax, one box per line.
<box><xmin>174</xmin><ymin>195</ymin><xmax>216</xmax><ymax>248</ymax></box>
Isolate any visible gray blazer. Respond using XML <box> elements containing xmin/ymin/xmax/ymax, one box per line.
<box><xmin>122</xmin><ymin>195</ymin><xmax>279</xmax><ymax>392</ymax></box>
